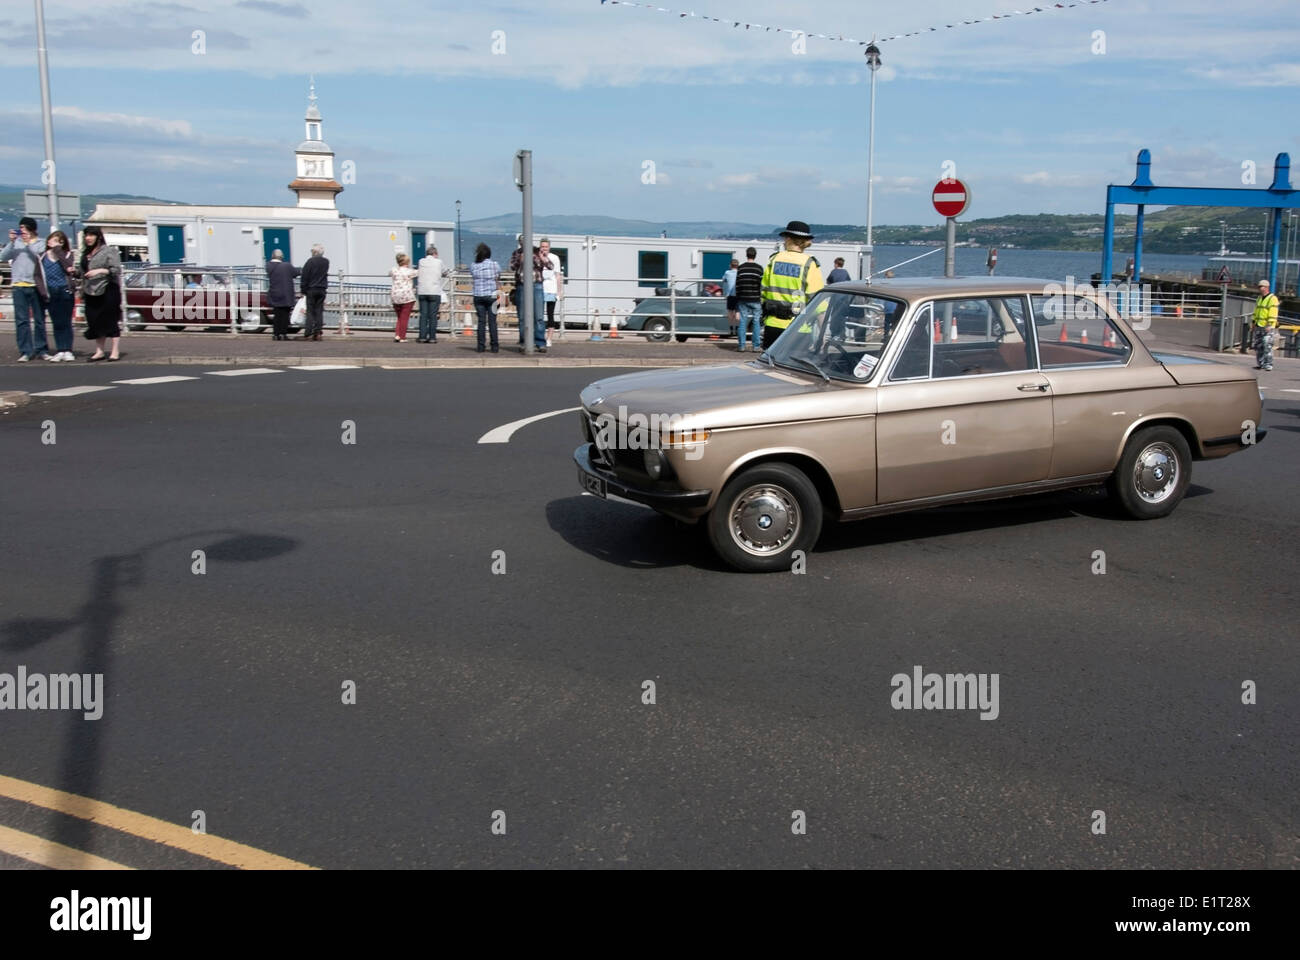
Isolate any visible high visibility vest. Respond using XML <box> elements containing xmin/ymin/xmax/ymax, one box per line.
<box><xmin>761</xmin><ymin>250</ymin><xmax>824</xmax><ymax>329</ymax></box>
<box><xmin>1253</xmin><ymin>293</ymin><xmax>1279</xmax><ymax>327</ymax></box>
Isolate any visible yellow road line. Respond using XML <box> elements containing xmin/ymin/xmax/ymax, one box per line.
<box><xmin>0</xmin><ymin>774</ymin><xmax>316</xmax><ymax>870</ymax></box>
<box><xmin>0</xmin><ymin>823</ymin><xmax>132</xmax><ymax>870</ymax></box>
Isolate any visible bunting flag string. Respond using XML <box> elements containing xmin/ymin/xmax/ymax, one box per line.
<box><xmin>599</xmin><ymin>1</ymin><xmax>1110</xmax><ymax>45</ymax></box>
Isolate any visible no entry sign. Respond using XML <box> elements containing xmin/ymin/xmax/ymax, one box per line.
<box><xmin>932</xmin><ymin>178</ymin><xmax>970</xmax><ymax>218</ymax></box>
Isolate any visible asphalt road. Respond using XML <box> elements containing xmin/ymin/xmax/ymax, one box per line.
<box><xmin>0</xmin><ymin>362</ymin><xmax>1296</xmax><ymax>869</ymax></box>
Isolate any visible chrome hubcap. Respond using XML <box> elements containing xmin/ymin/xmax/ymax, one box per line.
<box><xmin>1133</xmin><ymin>442</ymin><xmax>1178</xmax><ymax>503</ymax></box>
<box><xmin>730</xmin><ymin>484</ymin><xmax>799</xmax><ymax>556</ymax></box>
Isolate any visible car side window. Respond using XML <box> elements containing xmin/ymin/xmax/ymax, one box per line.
<box><xmin>930</xmin><ymin>297</ymin><xmax>1033</xmax><ymax>379</ymax></box>
<box><xmin>1031</xmin><ymin>294</ymin><xmax>1131</xmax><ymax>367</ymax></box>
<box><xmin>889</xmin><ymin>306</ymin><xmax>932</xmax><ymax>381</ymax></box>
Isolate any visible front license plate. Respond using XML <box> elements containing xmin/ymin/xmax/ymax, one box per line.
<box><xmin>579</xmin><ymin>468</ymin><xmax>607</xmax><ymax>498</ymax></box>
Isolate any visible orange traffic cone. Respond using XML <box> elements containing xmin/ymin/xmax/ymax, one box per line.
<box><xmin>933</xmin><ymin>319</ymin><xmax>941</xmax><ymax>343</ymax></box>
<box><xmin>1058</xmin><ymin>324</ymin><xmax>1069</xmax><ymax>342</ymax></box>
<box><xmin>607</xmin><ymin>313</ymin><xmax>619</xmax><ymax>338</ymax></box>
<box><xmin>1102</xmin><ymin>326</ymin><xmax>1116</xmax><ymax>348</ymax></box>
<box><xmin>949</xmin><ymin>319</ymin><xmax>958</xmax><ymax>342</ymax></box>
<box><xmin>463</xmin><ymin>307</ymin><xmax>473</xmax><ymax>336</ymax></box>
<box><xmin>1079</xmin><ymin>328</ymin><xmax>1089</xmax><ymax>345</ymax></box>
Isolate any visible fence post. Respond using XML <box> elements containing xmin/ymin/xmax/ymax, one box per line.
<box><xmin>337</xmin><ymin>268</ymin><xmax>349</xmax><ymax>336</ymax></box>
<box><xmin>118</xmin><ymin>266</ymin><xmax>129</xmax><ymax>337</ymax></box>
<box><xmin>226</xmin><ymin>267</ymin><xmax>237</xmax><ymax>335</ymax></box>
<box><xmin>669</xmin><ymin>279</ymin><xmax>677</xmax><ymax>342</ymax></box>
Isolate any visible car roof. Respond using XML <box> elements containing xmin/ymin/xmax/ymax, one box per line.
<box><xmin>825</xmin><ymin>276</ymin><xmax>1083</xmax><ymax>300</ymax></box>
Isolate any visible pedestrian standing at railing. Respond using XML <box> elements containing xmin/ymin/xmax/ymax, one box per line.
<box><xmin>78</xmin><ymin>225</ymin><xmax>122</xmax><ymax>362</ymax></box>
<box><xmin>509</xmin><ymin>235</ymin><xmax>549</xmax><ymax>354</ymax></box>
<box><xmin>1</xmin><ymin>216</ymin><xmax>51</xmax><ymax>361</ymax></box>
<box><xmin>469</xmin><ymin>242</ymin><xmax>502</xmax><ymax>353</ymax></box>
<box><xmin>722</xmin><ymin>258</ymin><xmax>739</xmax><ymax>335</ymax></box>
<box><xmin>265</xmin><ymin>249</ymin><xmax>300</xmax><ymax>341</ymax></box>
<box><xmin>389</xmin><ymin>253</ymin><xmax>419</xmax><ymax>343</ymax></box>
<box><xmin>40</xmin><ymin>230</ymin><xmax>76</xmax><ymax>361</ymax></box>
<box><xmin>416</xmin><ymin>245</ymin><xmax>451</xmax><ymax>344</ymax></box>
<box><xmin>540</xmin><ymin>237</ymin><xmax>563</xmax><ymax>349</ymax></box>
<box><xmin>300</xmin><ymin>243</ymin><xmax>329</xmax><ymax>341</ymax></box>
<box><xmin>1252</xmin><ymin>279</ymin><xmax>1279</xmax><ymax>371</ymax></box>
<box><xmin>734</xmin><ymin>247</ymin><xmax>764</xmax><ymax>353</ymax></box>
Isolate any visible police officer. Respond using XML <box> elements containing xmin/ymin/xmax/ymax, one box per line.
<box><xmin>760</xmin><ymin>220</ymin><xmax>824</xmax><ymax>350</ymax></box>
<box><xmin>1253</xmin><ymin>278</ymin><xmax>1279</xmax><ymax>371</ymax></box>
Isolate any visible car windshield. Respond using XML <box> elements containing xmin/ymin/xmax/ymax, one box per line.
<box><xmin>763</xmin><ymin>291</ymin><xmax>908</xmax><ymax>383</ymax></box>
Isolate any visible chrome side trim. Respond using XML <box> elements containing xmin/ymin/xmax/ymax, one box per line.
<box><xmin>839</xmin><ymin>472</ymin><xmax>1113</xmax><ymax>520</ymax></box>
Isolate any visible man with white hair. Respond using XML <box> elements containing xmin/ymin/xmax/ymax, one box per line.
<box><xmin>1252</xmin><ymin>278</ymin><xmax>1279</xmax><ymax>371</ymax></box>
<box><xmin>300</xmin><ymin>242</ymin><xmax>329</xmax><ymax>341</ymax></box>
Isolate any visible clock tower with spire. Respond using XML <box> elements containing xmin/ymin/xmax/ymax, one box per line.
<box><xmin>288</xmin><ymin>78</ymin><xmax>343</xmax><ymax>213</ymax></box>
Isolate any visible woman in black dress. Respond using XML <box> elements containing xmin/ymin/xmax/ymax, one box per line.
<box><xmin>80</xmin><ymin>225</ymin><xmax>122</xmax><ymax>361</ymax></box>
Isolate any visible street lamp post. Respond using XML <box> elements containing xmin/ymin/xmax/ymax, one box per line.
<box><xmin>864</xmin><ymin>41</ymin><xmax>881</xmax><ymax>281</ymax></box>
<box><xmin>34</xmin><ymin>0</ymin><xmax>59</xmax><ymax>232</ymax></box>
<box><xmin>455</xmin><ymin>199</ymin><xmax>462</xmax><ymax>269</ymax></box>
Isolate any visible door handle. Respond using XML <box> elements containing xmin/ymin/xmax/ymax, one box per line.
<box><xmin>1017</xmin><ymin>383</ymin><xmax>1049</xmax><ymax>392</ymax></box>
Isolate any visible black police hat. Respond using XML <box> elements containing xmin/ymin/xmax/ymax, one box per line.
<box><xmin>779</xmin><ymin>220</ymin><xmax>814</xmax><ymax>240</ymax></box>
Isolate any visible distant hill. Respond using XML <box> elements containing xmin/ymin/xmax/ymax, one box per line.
<box><xmin>0</xmin><ymin>185</ymin><xmax>184</xmax><ymax>230</ymax></box>
<box><xmin>463</xmin><ymin>209</ymin><xmax>1280</xmax><ymax>254</ymax></box>
<box><xmin>464</xmin><ymin>213</ymin><xmax>781</xmax><ymax>239</ymax></box>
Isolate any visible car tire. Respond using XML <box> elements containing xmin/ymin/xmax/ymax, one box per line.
<box><xmin>643</xmin><ymin>318</ymin><xmax>670</xmax><ymax>343</ymax></box>
<box><xmin>706</xmin><ymin>462</ymin><xmax>823</xmax><ymax>572</ymax></box>
<box><xmin>675</xmin><ymin>334</ymin><xmax>688</xmax><ymax>343</ymax></box>
<box><xmin>1107</xmin><ymin>425</ymin><xmax>1191</xmax><ymax>520</ymax></box>
<box><xmin>165</xmin><ymin>324</ymin><xmax>185</xmax><ymax>332</ymax></box>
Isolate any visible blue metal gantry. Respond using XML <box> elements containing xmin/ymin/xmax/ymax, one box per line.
<box><xmin>1102</xmin><ymin>149</ymin><xmax>1300</xmax><ymax>285</ymax></box>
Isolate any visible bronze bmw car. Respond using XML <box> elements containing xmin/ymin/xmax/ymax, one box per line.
<box><xmin>574</xmin><ymin>277</ymin><xmax>1266</xmax><ymax>572</ymax></box>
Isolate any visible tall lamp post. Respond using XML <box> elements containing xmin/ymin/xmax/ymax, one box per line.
<box><xmin>455</xmin><ymin>199</ymin><xmax>462</xmax><ymax>268</ymax></box>
<box><xmin>864</xmin><ymin>41</ymin><xmax>881</xmax><ymax>281</ymax></box>
<box><xmin>35</xmin><ymin>0</ymin><xmax>59</xmax><ymax>232</ymax></box>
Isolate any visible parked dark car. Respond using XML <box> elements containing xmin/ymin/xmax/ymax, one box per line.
<box><xmin>124</xmin><ymin>268</ymin><xmax>273</xmax><ymax>332</ymax></box>
<box><xmin>628</xmin><ymin>280</ymin><xmax>733</xmax><ymax>342</ymax></box>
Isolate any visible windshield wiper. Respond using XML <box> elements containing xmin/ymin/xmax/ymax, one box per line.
<box><xmin>788</xmin><ymin>356</ymin><xmax>830</xmax><ymax>383</ymax></box>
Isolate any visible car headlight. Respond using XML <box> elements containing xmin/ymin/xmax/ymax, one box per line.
<box><xmin>643</xmin><ymin>448</ymin><xmax>669</xmax><ymax>480</ymax></box>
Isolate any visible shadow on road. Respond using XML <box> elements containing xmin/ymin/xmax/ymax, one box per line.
<box><xmin>549</xmin><ymin>483</ymin><xmax>1216</xmax><ymax>570</ymax></box>
<box><xmin>1</xmin><ymin>531</ymin><xmax>297</xmax><ymax>859</ymax></box>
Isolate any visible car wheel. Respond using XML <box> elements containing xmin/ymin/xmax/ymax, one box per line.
<box><xmin>166</xmin><ymin>324</ymin><xmax>185</xmax><ymax>332</ymax></box>
<box><xmin>675</xmin><ymin>334</ymin><xmax>688</xmax><ymax>343</ymax></box>
<box><xmin>706</xmin><ymin>462</ymin><xmax>823</xmax><ymax>572</ymax></box>
<box><xmin>1107</xmin><ymin>425</ymin><xmax>1191</xmax><ymax>520</ymax></box>
<box><xmin>642</xmin><ymin>318</ymin><xmax>670</xmax><ymax>342</ymax></box>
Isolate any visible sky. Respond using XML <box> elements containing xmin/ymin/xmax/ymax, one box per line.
<box><xmin>0</xmin><ymin>0</ymin><xmax>1296</xmax><ymax>228</ymax></box>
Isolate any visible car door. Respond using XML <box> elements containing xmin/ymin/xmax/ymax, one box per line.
<box><xmin>875</xmin><ymin>297</ymin><xmax>1053</xmax><ymax>504</ymax></box>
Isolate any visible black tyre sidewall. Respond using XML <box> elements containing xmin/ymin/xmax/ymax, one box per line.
<box><xmin>1111</xmin><ymin>425</ymin><xmax>1191</xmax><ymax>519</ymax></box>
<box><xmin>707</xmin><ymin>462</ymin><xmax>823</xmax><ymax>572</ymax></box>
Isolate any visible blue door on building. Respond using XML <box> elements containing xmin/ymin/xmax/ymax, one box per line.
<box><xmin>410</xmin><ymin>231</ymin><xmax>427</xmax><ymax>264</ymax></box>
<box><xmin>262</xmin><ymin>227</ymin><xmax>291</xmax><ymax>263</ymax></box>
<box><xmin>157</xmin><ymin>224</ymin><xmax>185</xmax><ymax>264</ymax></box>
<box><xmin>701</xmin><ymin>251</ymin><xmax>734</xmax><ymax>281</ymax></box>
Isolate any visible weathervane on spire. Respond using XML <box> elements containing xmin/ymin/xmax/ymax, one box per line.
<box><xmin>308</xmin><ymin>74</ymin><xmax>317</xmax><ymax>107</ymax></box>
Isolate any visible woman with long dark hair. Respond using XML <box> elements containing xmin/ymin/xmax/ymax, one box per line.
<box><xmin>41</xmin><ymin>229</ymin><xmax>76</xmax><ymax>361</ymax></box>
<box><xmin>79</xmin><ymin>225</ymin><xmax>122</xmax><ymax>361</ymax></box>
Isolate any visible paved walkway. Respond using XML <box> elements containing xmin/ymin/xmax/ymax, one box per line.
<box><xmin>1</xmin><ymin>315</ymin><xmax>1296</xmax><ymax>395</ymax></box>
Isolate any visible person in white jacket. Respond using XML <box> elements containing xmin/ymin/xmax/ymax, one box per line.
<box><xmin>416</xmin><ymin>246</ymin><xmax>451</xmax><ymax>343</ymax></box>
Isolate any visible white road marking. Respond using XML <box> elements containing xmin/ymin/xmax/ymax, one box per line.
<box><xmin>478</xmin><ymin>406</ymin><xmax>582</xmax><ymax>444</ymax></box>
<box><xmin>205</xmin><ymin>368</ymin><xmax>284</xmax><ymax>376</ymax></box>
<box><xmin>287</xmin><ymin>365</ymin><xmax>361</xmax><ymax>371</ymax></box>
<box><xmin>112</xmin><ymin>376</ymin><xmax>200</xmax><ymax>385</ymax></box>
<box><xmin>29</xmin><ymin>385</ymin><xmax>116</xmax><ymax>397</ymax></box>
<box><xmin>1281</xmin><ymin>388</ymin><xmax>1300</xmax><ymax>393</ymax></box>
